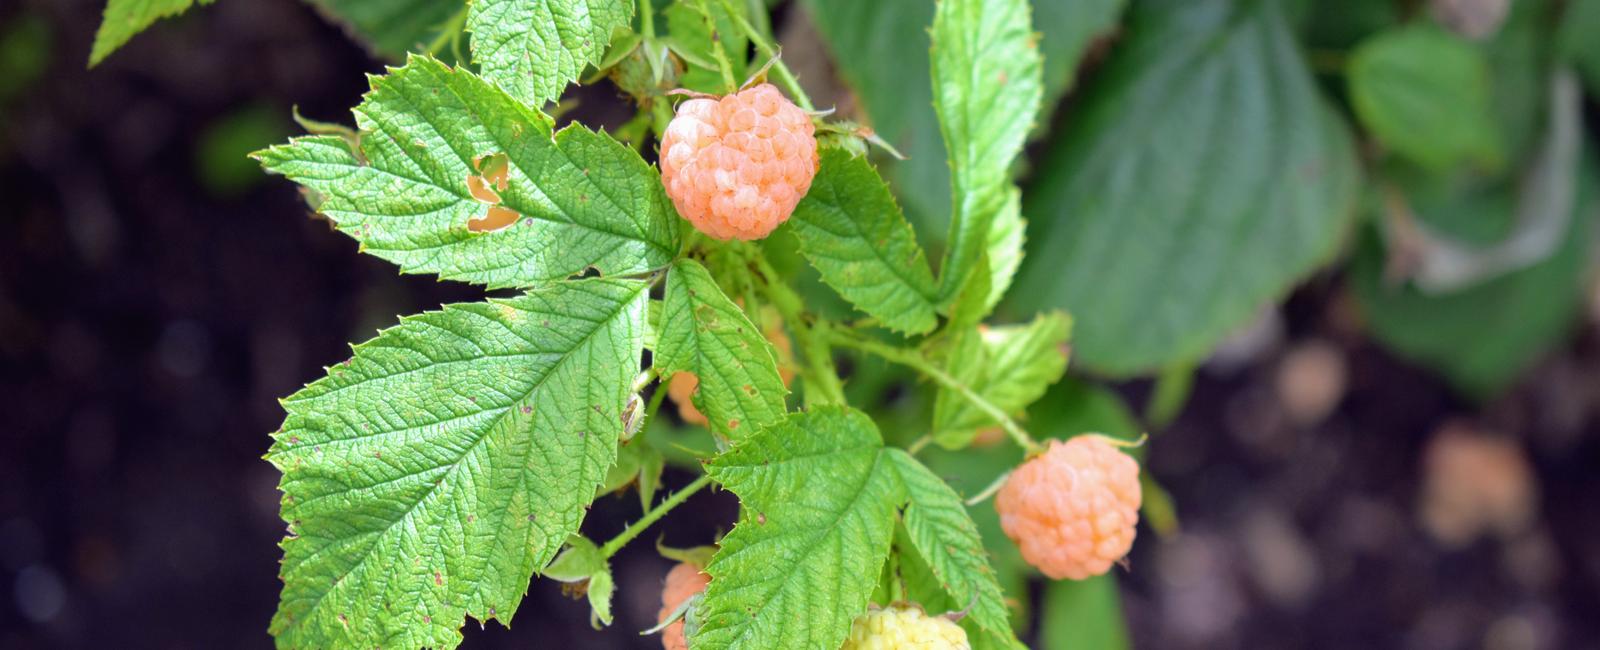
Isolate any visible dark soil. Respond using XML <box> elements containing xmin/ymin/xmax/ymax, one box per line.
<box><xmin>2</xmin><ymin>1</ymin><xmax>1597</xmax><ymax>649</ymax></box>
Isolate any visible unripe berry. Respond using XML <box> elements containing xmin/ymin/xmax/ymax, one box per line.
<box><xmin>841</xmin><ymin>605</ymin><xmax>969</xmax><ymax>650</ymax></box>
<box><xmin>658</xmin><ymin>562</ymin><xmax>710</xmax><ymax>650</ymax></box>
<box><xmin>659</xmin><ymin>84</ymin><xmax>819</xmax><ymax>240</ymax></box>
<box><xmin>995</xmin><ymin>436</ymin><xmax>1142</xmax><ymax>580</ymax></box>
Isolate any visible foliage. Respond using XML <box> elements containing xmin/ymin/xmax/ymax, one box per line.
<box><xmin>84</xmin><ymin>0</ymin><xmax>1600</xmax><ymax>646</ymax></box>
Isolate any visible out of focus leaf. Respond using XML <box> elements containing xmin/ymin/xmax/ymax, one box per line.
<box><xmin>1561</xmin><ymin>0</ymin><xmax>1600</xmax><ymax>94</ymax></box>
<box><xmin>1348</xmin><ymin>25</ymin><xmax>1501</xmax><ymax>171</ymax></box>
<box><xmin>195</xmin><ymin>105</ymin><xmax>286</xmax><ymax>197</ymax></box>
<box><xmin>0</xmin><ymin>13</ymin><xmax>50</xmax><ymax>103</ymax></box>
<box><xmin>804</xmin><ymin>0</ymin><xmax>1116</xmax><ymax>239</ymax></box>
<box><xmin>1040</xmin><ymin>575</ymin><xmax>1130</xmax><ymax>650</ymax></box>
<box><xmin>307</xmin><ymin>0</ymin><xmax>465</xmax><ymax>59</ymax></box>
<box><xmin>1353</xmin><ymin>162</ymin><xmax>1596</xmax><ymax>398</ymax></box>
<box><xmin>1010</xmin><ymin>0</ymin><xmax>1360</xmax><ymax>376</ymax></box>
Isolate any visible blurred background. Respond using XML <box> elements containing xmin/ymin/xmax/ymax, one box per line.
<box><xmin>2</xmin><ymin>0</ymin><xmax>1599</xmax><ymax>648</ymax></box>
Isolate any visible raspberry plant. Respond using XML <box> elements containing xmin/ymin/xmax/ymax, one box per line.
<box><xmin>92</xmin><ymin>0</ymin><xmax>1127</xmax><ymax>647</ymax></box>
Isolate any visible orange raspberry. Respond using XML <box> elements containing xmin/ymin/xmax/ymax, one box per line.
<box><xmin>995</xmin><ymin>436</ymin><xmax>1142</xmax><ymax>580</ymax></box>
<box><xmin>666</xmin><ymin>372</ymin><xmax>707</xmax><ymax>426</ymax></box>
<box><xmin>658</xmin><ymin>84</ymin><xmax>819</xmax><ymax>240</ymax></box>
<box><xmin>658</xmin><ymin>562</ymin><xmax>710</xmax><ymax>650</ymax></box>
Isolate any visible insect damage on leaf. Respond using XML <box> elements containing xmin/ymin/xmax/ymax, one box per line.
<box><xmin>465</xmin><ymin>152</ymin><xmax>521</xmax><ymax>232</ymax></box>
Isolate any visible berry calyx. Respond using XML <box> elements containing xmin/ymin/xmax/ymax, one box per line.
<box><xmin>658</xmin><ymin>561</ymin><xmax>711</xmax><ymax>650</ymax></box>
<box><xmin>658</xmin><ymin>83</ymin><xmax>819</xmax><ymax>240</ymax></box>
<box><xmin>841</xmin><ymin>605</ymin><xmax>970</xmax><ymax>650</ymax></box>
<box><xmin>995</xmin><ymin>436</ymin><xmax>1142</xmax><ymax>580</ymax></box>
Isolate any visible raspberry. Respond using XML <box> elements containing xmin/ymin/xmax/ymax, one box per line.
<box><xmin>841</xmin><ymin>605</ymin><xmax>969</xmax><ymax>650</ymax></box>
<box><xmin>658</xmin><ymin>562</ymin><xmax>710</xmax><ymax>650</ymax></box>
<box><xmin>666</xmin><ymin>371</ymin><xmax>708</xmax><ymax>427</ymax></box>
<box><xmin>995</xmin><ymin>436</ymin><xmax>1142</xmax><ymax>580</ymax></box>
<box><xmin>658</xmin><ymin>84</ymin><xmax>819</xmax><ymax>240</ymax></box>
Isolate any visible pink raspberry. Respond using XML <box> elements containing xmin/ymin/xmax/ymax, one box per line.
<box><xmin>995</xmin><ymin>436</ymin><xmax>1142</xmax><ymax>580</ymax></box>
<box><xmin>657</xmin><ymin>562</ymin><xmax>710</xmax><ymax>650</ymax></box>
<box><xmin>658</xmin><ymin>84</ymin><xmax>819</xmax><ymax>240</ymax></box>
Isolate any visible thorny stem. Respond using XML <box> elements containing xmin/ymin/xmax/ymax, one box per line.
<box><xmin>424</xmin><ymin>5</ymin><xmax>469</xmax><ymax>57</ymax></box>
<box><xmin>601</xmin><ymin>473</ymin><xmax>714</xmax><ymax>559</ymax></box>
<box><xmin>828</xmin><ymin>330</ymin><xmax>1044</xmax><ymax>455</ymax></box>
<box><xmin>745</xmin><ymin>244</ymin><xmax>846</xmax><ymax>405</ymax></box>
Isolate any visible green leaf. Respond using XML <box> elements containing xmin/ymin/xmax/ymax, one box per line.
<box><xmin>889</xmin><ymin>450</ymin><xmax>1018</xmax><ymax>648</ymax></box>
<box><xmin>254</xmin><ymin>56</ymin><xmax>679</xmax><ymax>289</ymax></box>
<box><xmin>662</xmin><ymin>0</ymin><xmax>750</xmax><ymax>93</ymax></box>
<box><xmin>1034</xmin><ymin>0</ymin><xmax>1126</xmax><ymax>104</ymax></box>
<box><xmin>1349</xmin><ymin>24</ymin><xmax>1502</xmax><ymax>171</ymax></box>
<box><xmin>307</xmin><ymin>0</ymin><xmax>465</xmax><ymax>59</ymax></box>
<box><xmin>1561</xmin><ymin>0</ymin><xmax>1600</xmax><ymax>95</ymax></box>
<box><xmin>467</xmin><ymin>0</ymin><xmax>633</xmax><ymax>107</ymax></box>
<box><xmin>931</xmin><ymin>0</ymin><xmax>1043</xmax><ymax>301</ymax></box>
<box><xmin>1352</xmin><ymin>170</ymin><xmax>1595</xmax><ymax>398</ymax></box>
<box><xmin>803</xmin><ymin>0</ymin><xmax>949</xmax><ymax>231</ymax></box>
<box><xmin>1040</xmin><ymin>575</ymin><xmax>1129</xmax><ymax>650</ymax></box>
<box><xmin>586</xmin><ymin>564</ymin><xmax>615</xmax><ymax>627</ymax></box>
<box><xmin>1010</xmin><ymin>0</ymin><xmax>1360</xmax><ymax>376</ymax></box>
<box><xmin>544</xmin><ymin>537</ymin><xmax>606</xmax><ymax>582</ymax></box>
<box><xmin>693</xmin><ymin>407</ymin><xmax>903</xmax><ymax>650</ymax></box>
<box><xmin>933</xmin><ymin>312</ymin><xmax>1072</xmax><ymax>448</ymax></box>
<box><xmin>805</xmin><ymin>0</ymin><xmax>1119</xmax><ymax>237</ymax></box>
<box><xmin>787</xmin><ymin>149</ymin><xmax>939</xmax><ymax>334</ymax></box>
<box><xmin>654</xmin><ymin>259</ymin><xmax>788</xmax><ymax>441</ymax></box>
<box><xmin>266</xmin><ymin>278</ymin><xmax>648</xmax><ymax>648</ymax></box>
<box><xmin>89</xmin><ymin>0</ymin><xmax>213</xmax><ymax>67</ymax></box>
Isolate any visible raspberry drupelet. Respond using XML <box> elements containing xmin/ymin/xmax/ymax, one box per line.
<box><xmin>840</xmin><ymin>605</ymin><xmax>970</xmax><ymax>650</ymax></box>
<box><xmin>657</xmin><ymin>562</ymin><xmax>710</xmax><ymax>650</ymax></box>
<box><xmin>995</xmin><ymin>436</ymin><xmax>1142</xmax><ymax>580</ymax></box>
<box><xmin>658</xmin><ymin>83</ymin><xmax>819</xmax><ymax>240</ymax></box>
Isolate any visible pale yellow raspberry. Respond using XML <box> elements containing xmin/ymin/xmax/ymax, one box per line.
<box><xmin>658</xmin><ymin>562</ymin><xmax>710</xmax><ymax>650</ymax></box>
<box><xmin>995</xmin><ymin>436</ymin><xmax>1142</xmax><ymax>580</ymax></box>
<box><xmin>841</xmin><ymin>605</ymin><xmax>969</xmax><ymax>650</ymax></box>
<box><xmin>659</xmin><ymin>84</ymin><xmax>819</xmax><ymax>240</ymax></box>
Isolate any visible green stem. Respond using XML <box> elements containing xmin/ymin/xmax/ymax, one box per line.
<box><xmin>829</xmin><ymin>330</ymin><xmax>1042</xmax><ymax>455</ymax></box>
<box><xmin>601</xmin><ymin>473</ymin><xmax>713</xmax><ymax>559</ymax></box>
<box><xmin>746</xmin><ymin>246</ymin><xmax>845</xmax><ymax>405</ymax></box>
<box><xmin>725</xmin><ymin>6</ymin><xmax>814</xmax><ymax>110</ymax></box>
<box><xmin>424</xmin><ymin>5</ymin><xmax>469</xmax><ymax>57</ymax></box>
<box><xmin>639</xmin><ymin>0</ymin><xmax>656</xmax><ymax>40</ymax></box>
